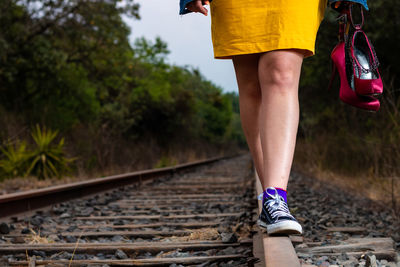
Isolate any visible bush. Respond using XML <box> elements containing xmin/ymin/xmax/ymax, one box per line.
<box><xmin>25</xmin><ymin>125</ymin><xmax>75</xmax><ymax>179</ymax></box>
<box><xmin>0</xmin><ymin>141</ymin><xmax>29</xmax><ymax>180</ymax></box>
<box><xmin>0</xmin><ymin>125</ymin><xmax>74</xmax><ymax>180</ymax></box>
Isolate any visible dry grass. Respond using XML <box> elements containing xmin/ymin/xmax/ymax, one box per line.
<box><xmin>21</xmin><ymin>227</ymin><xmax>53</xmax><ymax>267</ymax></box>
<box><xmin>186</xmin><ymin>228</ymin><xmax>220</xmax><ymax>241</ymax></box>
<box><xmin>294</xmin><ymin>74</ymin><xmax>400</xmax><ymax>216</ymax></box>
<box><xmin>0</xmin><ymin>176</ymin><xmax>83</xmax><ymax>195</ymax></box>
<box><xmin>293</xmin><ymin>140</ymin><xmax>400</xmax><ymax>215</ymax></box>
<box><xmin>0</xmin><ymin>144</ymin><xmax>240</xmax><ymax>195</ymax></box>
<box><xmin>24</xmin><ymin>228</ymin><xmax>53</xmax><ymax>244</ymax></box>
<box><xmin>0</xmin><ymin>116</ymin><xmax>241</xmax><ymax>195</ymax></box>
<box><xmin>21</xmin><ymin>226</ymin><xmax>84</xmax><ymax>266</ymax></box>
<box><xmin>232</xmin><ymin>222</ymin><xmax>252</xmax><ymax>239</ymax></box>
<box><xmin>69</xmin><ymin>231</ymin><xmax>84</xmax><ymax>267</ymax></box>
<box><xmin>168</xmin><ymin>228</ymin><xmax>220</xmax><ymax>242</ymax></box>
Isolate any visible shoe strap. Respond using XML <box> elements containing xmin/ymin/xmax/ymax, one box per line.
<box><xmin>348</xmin><ymin>3</ymin><xmax>364</xmax><ymax>30</ymax></box>
<box><xmin>349</xmin><ymin>29</ymin><xmax>380</xmax><ymax>76</ymax></box>
<box><xmin>336</xmin><ymin>13</ymin><xmax>348</xmax><ymax>42</ymax></box>
<box><xmin>343</xmin><ymin>3</ymin><xmax>380</xmax><ymax>75</ymax></box>
<box><xmin>336</xmin><ymin>2</ymin><xmax>364</xmax><ymax>42</ymax></box>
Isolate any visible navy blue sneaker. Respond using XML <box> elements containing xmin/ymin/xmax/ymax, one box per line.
<box><xmin>257</xmin><ymin>187</ymin><xmax>302</xmax><ymax>235</ymax></box>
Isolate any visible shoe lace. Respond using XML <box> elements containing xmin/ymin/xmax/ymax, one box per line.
<box><xmin>257</xmin><ymin>188</ymin><xmax>295</xmax><ymax>220</ymax></box>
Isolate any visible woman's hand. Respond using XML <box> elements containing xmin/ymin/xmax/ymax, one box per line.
<box><xmin>186</xmin><ymin>0</ymin><xmax>210</xmax><ymax>16</ymax></box>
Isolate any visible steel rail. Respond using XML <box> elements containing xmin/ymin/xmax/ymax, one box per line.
<box><xmin>0</xmin><ymin>155</ymin><xmax>235</xmax><ymax>219</ymax></box>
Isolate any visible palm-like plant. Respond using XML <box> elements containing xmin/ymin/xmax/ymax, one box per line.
<box><xmin>25</xmin><ymin>125</ymin><xmax>74</xmax><ymax>179</ymax></box>
<box><xmin>0</xmin><ymin>141</ymin><xmax>28</xmax><ymax>179</ymax></box>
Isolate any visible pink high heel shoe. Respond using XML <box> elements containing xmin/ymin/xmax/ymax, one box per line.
<box><xmin>329</xmin><ymin>41</ymin><xmax>380</xmax><ymax>111</ymax></box>
<box><xmin>327</xmin><ymin>2</ymin><xmax>381</xmax><ymax>111</ymax></box>
<box><xmin>346</xmin><ymin>5</ymin><xmax>383</xmax><ymax>96</ymax></box>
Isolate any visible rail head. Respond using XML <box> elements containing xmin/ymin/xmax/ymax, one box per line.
<box><xmin>0</xmin><ymin>155</ymin><xmax>237</xmax><ymax>219</ymax></box>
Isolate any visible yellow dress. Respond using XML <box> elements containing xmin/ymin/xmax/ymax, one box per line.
<box><xmin>209</xmin><ymin>0</ymin><xmax>328</xmax><ymax>59</ymax></box>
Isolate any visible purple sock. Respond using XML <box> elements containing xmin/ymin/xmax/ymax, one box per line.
<box><xmin>263</xmin><ymin>187</ymin><xmax>287</xmax><ymax>202</ymax></box>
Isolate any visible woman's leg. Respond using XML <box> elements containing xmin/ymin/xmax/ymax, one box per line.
<box><xmin>233</xmin><ymin>49</ymin><xmax>305</xmax><ymax>234</ymax></box>
<box><xmin>257</xmin><ymin>49</ymin><xmax>304</xmax><ymax>190</ymax></box>
<box><xmin>232</xmin><ymin>54</ymin><xmax>264</xmax><ymax>181</ymax></box>
<box><xmin>232</xmin><ymin>49</ymin><xmax>305</xmax><ymax>191</ymax></box>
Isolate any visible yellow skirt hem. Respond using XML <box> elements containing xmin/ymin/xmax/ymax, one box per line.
<box><xmin>213</xmin><ymin>38</ymin><xmax>317</xmax><ymax>60</ymax></box>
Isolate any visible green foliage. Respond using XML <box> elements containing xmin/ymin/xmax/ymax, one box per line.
<box><xmin>0</xmin><ymin>0</ymin><xmax>244</xmax><ymax>174</ymax></box>
<box><xmin>154</xmin><ymin>156</ymin><xmax>178</xmax><ymax>168</ymax></box>
<box><xmin>0</xmin><ymin>125</ymin><xmax>74</xmax><ymax>180</ymax></box>
<box><xmin>133</xmin><ymin>37</ymin><xmax>170</xmax><ymax>65</ymax></box>
<box><xmin>0</xmin><ymin>0</ymin><xmax>138</xmax><ymax>130</ymax></box>
<box><xmin>25</xmin><ymin>125</ymin><xmax>74</xmax><ymax>179</ymax></box>
<box><xmin>225</xmin><ymin>112</ymin><xmax>247</xmax><ymax>147</ymax></box>
<box><xmin>194</xmin><ymin>82</ymin><xmax>233</xmax><ymax>143</ymax></box>
<box><xmin>0</xmin><ymin>141</ymin><xmax>29</xmax><ymax>179</ymax></box>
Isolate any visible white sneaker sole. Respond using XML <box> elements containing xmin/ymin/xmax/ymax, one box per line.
<box><xmin>257</xmin><ymin>219</ymin><xmax>303</xmax><ymax>235</ymax></box>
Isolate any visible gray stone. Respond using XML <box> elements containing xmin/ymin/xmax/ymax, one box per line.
<box><xmin>366</xmin><ymin>254</ymin><xmax>377</xmax><ymax>267</ymax></box>
<box><xmin>80</xmin><ymin>207</ymin><xmax>94</xmax><ymax>216</ymax></box>
<box><xmin>65</xmin><ymin>235</ymin><xmax>77</xmax><ymax>243</ymax></box>
<box><xmin>96</xmin><ymin>253</ymin><xmax>106</xmax><ymax>260</ymax></box>
<box><xmin>30</xmin><ymin>216</ymin><xmax>43</xmax><ymax>227</ymax></box>
<box><xmin>66</xmin><ymin>225</ymin><xmax>77</xmax><ymax>232</ymax></box>
<box><xmin>297</xmin><ymin>252</ymin><xmax>312</xmax><ymax>258</ymax></box>
<box><xmin>112</xmin><ymin>235</ymin><xmax>124</xmax><ymax>242</ymax></box>
<box><xmin>0</xmin><ymin>223</ymin><xmax>10</xmax><ymax>234</ymax></box>
<box><xmin>113</xmin><ymin>220</ymin><xmax>124</xmax><ymax>226</ymax></box>
<box><xmin>32</xmin><ymin>250</ymin><xmax>46</xmax><ymax>258</ymax></box>
<box><xmin>115</xmin><ymin>249</ymin><xmax>128</xmax><ymax>259</ymax></box>
<box><xmin>341</xmin><ymin>260</ymin><xmax>356</xmax><ymax>267</ymax></box>
<box><xmin>316</xmin><ymin>257</ymin><xmax>329</xmax><ymax>266</ymax></box>
<box><xmin>21</xmin><ymin>228</ymin><xmax>30</xmax><ymax>234</ymax></box>
<box><xmin>296</xmin><ymin>243</ymin><xmax>308</xmax><ymax>249</ymax></box>
<box><xmin>56</xmin><ymin>251</ymin><xmax>72</xmax><ymax>259</ymax></box>
<box><xmin>318</xmin><ymin>262</ymin><xmax>330</xmax><ymax>267</ymax></box>
<box><xmin>73</xmin><ymin>254</ymin><xmax>86</xmax><ymax>260</ymax></box>
<box><xmin>60</xmin><ymin>213</ymin><xmax>71</xmax><ymax>219</ymax></box>
<box><xmin>340</xmin><ymin>252</ymin><xmax>349</xmax><ymax>261</ymax></box>
<box><xmin>217</xmin><ymin>246</ymin><xmax>236</xmax><ymax>255</ymax></box>
<box><xmin>349</xmin><ymin>256</ymin><xmax>358</xmax><ymax>262</ymax></box>
<box><xmin>221</xmin><ymin>233</ymin><xmax>237</xmax><ymax>243</ymax></box>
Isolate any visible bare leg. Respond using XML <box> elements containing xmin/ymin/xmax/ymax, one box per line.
<box><xmin>232</xmin><ymin>54</ymin><xmax>264</xmax><ymax>181</ymax></box>
<box><xmin>258</xmin><ymin>49</ymin><xmax>304</xmax><ymax>190</ymax></box>
<box><xmin>233</xmin><ymin>49</ymin><xmax>305</xmax><ymax>191</ymax></box>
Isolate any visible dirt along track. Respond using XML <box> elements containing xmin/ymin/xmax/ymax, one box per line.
<box><xmin>0</xmin><ymin>154</ymin><xmax>399</xmax><ymax>266</ymax></box>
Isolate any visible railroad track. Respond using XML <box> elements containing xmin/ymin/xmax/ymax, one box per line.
<box><xmin>0</xmin><ymin>154</ymin><xmax>398</xmax><ymax>266</ymax></box>
<box><xmin>0</xmin><ymin>155</ymin><xmax>262</xmax><ymax>266</ymax></box>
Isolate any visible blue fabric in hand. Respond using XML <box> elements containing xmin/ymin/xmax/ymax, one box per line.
<box><xmin>180</xmin><ymin>0</ymin><xmax>194</xmax><ymax>15</ymax></box>
<box><xmin>327</xmin><ymin>0</ymin><xmax>368</xmax><ymax>11</ymax></box>
<box><xmin>179</xmin><ymin>0</ymin><xmax>213</xmax><ymax>15</ymax></box>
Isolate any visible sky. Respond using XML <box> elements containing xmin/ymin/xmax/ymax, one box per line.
<box><xmin>122</xmin><ymin>0</ymin><xmax>239</xmax><ymax>93</ymax></box>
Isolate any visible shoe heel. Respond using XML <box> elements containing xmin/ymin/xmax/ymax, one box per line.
<box><xmin>327</xmin><ymin>60</ymin><xmax>337</xmax><ymax>91</ymax></box>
